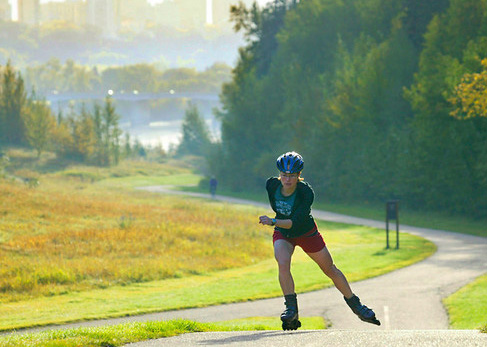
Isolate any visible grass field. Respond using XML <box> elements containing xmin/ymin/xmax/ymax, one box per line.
<box><xmin>181</xmin><ymin>185</ymin><xmax>487</xmax><ymax>238</ymax></box>
<box><xmin>0</xmin><ymin>149</ymin><xmax>437</xmax><ymax>332</ymax></box>
<box><xmin>0</xmin><ymin>221</ymin><xmax>434</xmax><ymax>331</ymax></box>
<box><xmin>444</xmin><ymin>274</ymin><xmax>487</xmax><ymax>330</ymax></box>
<box><xmin>0</xmin><ymin>178</ymin><xmax>269</xmax><ymax>303</ymax></box>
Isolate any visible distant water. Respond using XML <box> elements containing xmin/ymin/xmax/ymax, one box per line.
<box><xmin>121</xmin><ymin>118</ymin><xmax>220</xmax><ymax>151</ymax></box>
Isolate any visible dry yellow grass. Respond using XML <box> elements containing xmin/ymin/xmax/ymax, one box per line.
<box><xmin>0</xmin><ymin>174</ymin><xmax>269</xmax><ymax>303</ymax></box>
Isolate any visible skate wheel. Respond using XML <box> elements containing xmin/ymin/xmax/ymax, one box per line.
<box><xmin>282</xmin><ymin>319</ymin><xmax>301</xmax><ymax>331</ymax></box>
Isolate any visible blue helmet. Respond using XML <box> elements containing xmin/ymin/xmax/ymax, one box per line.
<box><xmin>276</xmin><ymin>152</ymin><xmax>304</xmax><ymax>173</ymax></box>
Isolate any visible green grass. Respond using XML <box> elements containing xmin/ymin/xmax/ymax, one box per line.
<box><xmin>0</xmin><ymin>149</ymin><xmax>439</xmax><ymax>335</ymax></box>
<box><xmin>443</xmin><ymin>274</ymin><xmax>487</xmax><ymax>330</ymax></box>
<box><xmin>0</xmin><ymin>222</ymin><xmax>435</xmax><ymax>331</ymax></box>
<box><xmin>312</xmin><ymin>201</ymin><xmax>487</xmax><ymax>238</ymax></box>
<box><xmin>180</xmin><ymin>185</ymin><xmax>487</xmax><ymax>237</ymax></box>
<box><xmin>0</xmin><ymin>317</ymin><xmax>326</xmax><ymax>347</ymax></box>
<box><xmin>98</xmin><ymin>173</ymin><xmax>203</xmax><ymax>188</ymax></box>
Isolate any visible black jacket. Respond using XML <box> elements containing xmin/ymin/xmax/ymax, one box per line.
<box><xmin>266</xmin><ymin>177</ymin><xmax>316</xmax><ymax>237</ymax></box>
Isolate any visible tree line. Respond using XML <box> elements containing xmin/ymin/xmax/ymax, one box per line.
<box><xmin>208</xmin><ymin>0</ymin><xmax>487</xmax><ymax>218</ymax></box>
<box><xmin>23</xmin><ymin>59</ymin><xmax>231</xmax><ymax>96</ymax></box>
<box><xmin>0</xmin><ymin>18</ymin><xmax>240</xmax><ymax>69</ymax></box>
<box><xmin>0</xmin><ymin>60</ymin><xmax>146</xmax><ymax>165</ymax></box>
<box><xmin>0</xmin><ymin>59</ymin><xmax>211</xmax><ymax>168</ymax></box>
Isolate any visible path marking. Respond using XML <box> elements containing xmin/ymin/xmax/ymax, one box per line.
<box><xmin>384</xmin><ymin>306</ymin><xmax>390</xmax><ymax>330</ymax></box>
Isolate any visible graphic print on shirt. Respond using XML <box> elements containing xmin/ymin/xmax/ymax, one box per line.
<box><xmin>276</xmin><ymin>200</ymin><xmax>293</xmax><ymax>217</ymax></box>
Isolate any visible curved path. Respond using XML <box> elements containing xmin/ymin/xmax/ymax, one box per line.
<box><xmin>133</xmin><ymin>187</ymin><xmax>487</xmax><ymax>330</ymax></box>
<box><xmin>9</xmin><ymin>186</ymin><xmax>487</xmax><ymax>346</ymax></box>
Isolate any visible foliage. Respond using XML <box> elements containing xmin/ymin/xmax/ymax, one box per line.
<box><xmin>101</xmin><ymin>97</ymin><xmax>122</xmax><ymax>165</ymax></box>
<box><xmin>176</xmin><ymin>103</ymin><xmax>211</xmax><ymax>156</ymax></box>
<box><xmin>23</xmin><ymin>59</ymin><xmax>232</xmax><ymax>96</ymax></box>
<box><xmin>214</xmin><ymin>0</ymin><xmax>487</xmax><ymax>217</ymax></box>
<box><xmin>23</xmin><ymin>95</ymin><xmax>57</xmax><ymax>158</ymax></box>
<box><xmin>0</xmin><ymin>62</ymin><xmax>136</xmax><ymax>166</ymax></box>
<box><xmin>0</xmin><ymin>60</ymin><xmax>27</xmax><ymax>145</ymax></box>
<box><xmin>450</xmin><ymin>59</ymin><xmax>487</xmax><ymax>119</ymax></box>
<box><xmin>47</xmin><ymin>97</ymin><xmax>126</xmax><ymax>166</ymax></box>
<box><xmin>405</xmin><ymin>0</ymin><xmax>487</xmax><ymax>216</ymax></box>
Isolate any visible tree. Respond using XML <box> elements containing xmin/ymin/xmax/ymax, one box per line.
<box><xmin>0</xmin><ymin>60</ymin><xmax>27</xmax><ymax>145</ymax></box>
<box><xmin>405</xmin><ymin>0</ymin><xmax>487</xmax><ymax>215</ymax></box>
<box><xmin>51</xmin><ymin>98</ymin><xmax>122</xmax><ymax>165</ymax></box>
<box><xmin>402</xmin><ymin>0</ymin><xmax>450</xmax><ymax>49</ymax></box>
<box><xmin>102</xmin><ymin>96</ymin><xmax>122</xmax><ymax>166</ymax></box>
<box><xmin>450</xmin><ymin>58</ymin><xmax>487</xmax><ymax>119</ymax></box>
<box><xmin>91</xmin><ymin>103</ymin><xmax>106</xmax><ymax>165</ymax></box>
<box><xmin>23</xmin><ymin>93</ymin><xmax>56</xmax><ymax>158</ymax></box>
<box><xmin>72</xmin><ymin>105</ymin><xmax>96</xmax><ymax>161</ymax></box>
<box><xmin>230</xmin><ymin>0</ymin><xmax>298</xmax><ymax>76</ymax></box>
<box><xmin>177</xmin><ymin>103</ymin><xmax>211</xmax><ymax>156</ymax></box>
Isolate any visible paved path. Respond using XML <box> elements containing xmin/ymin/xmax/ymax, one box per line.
<box><xmin>8</xmin><ymin>186</ymin><xmax>487</xmax><ymax>346</ymax></box>
<box><xmin>134</xmin><ymin>187</ymin><xmax>487</xmax><ymax>329</ymax></box>
<box><xmin>128</xmin><ymin>187</ymin><xmax>487</xmax><ymax>345</ymax></box>
<box><xmin>126</xmin><ymin>330</ymin><xmax>487</xmax><ymax>347</ymax></box>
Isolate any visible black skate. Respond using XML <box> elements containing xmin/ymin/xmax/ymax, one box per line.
<box><xmin>345</xmin><ymin>295</ymin><xmax>381</xmax><ymax>326</ymax></box>
<box><xmin>281</xmin><ymin>294</ymin><xmax>301</xmax><ymax>331</ymax></box>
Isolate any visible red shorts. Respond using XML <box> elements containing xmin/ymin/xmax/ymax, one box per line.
<box><xmin>273</xmin><ymin>224</ymin><xmax>326</xmax><ymax>253</ymax></box>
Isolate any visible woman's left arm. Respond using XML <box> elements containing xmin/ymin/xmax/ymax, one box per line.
<box><xmin>258</xmin><ymin>215</ymin><xmax>293</xmax><ymax>229</ymax></box>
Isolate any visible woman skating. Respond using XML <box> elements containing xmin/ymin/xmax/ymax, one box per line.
<box><xmin>259</xmin><ymin>151</ymin><xmax>380</xmax><ymax>330</ymax></box>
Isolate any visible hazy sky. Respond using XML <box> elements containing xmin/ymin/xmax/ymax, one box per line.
<box><xmin>30</xmin><ymin>0</ymin><xmax>274</xmax><ymax>5</ymax></box>
<box><xmin>9</xmin><ymin>0</ymin><xmax>275</xmax><ymax>20</ymax></box>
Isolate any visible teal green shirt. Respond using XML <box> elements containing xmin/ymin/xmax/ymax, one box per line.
<box><xmin>266</xmin><ymin>177</ymin><xmax>315</xmax><ymax>238</ymax></box>
<box><xmin>274</xmin><ymin>187</ymin><xmax>297</xmax><ymax>233</ymax></box>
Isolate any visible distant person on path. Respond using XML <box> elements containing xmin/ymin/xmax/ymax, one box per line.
<box><xmin>259</xmin><ymin>151</ymin><xmax>380</xmax><ymax>330</ymax></box>
<box><xmin>209</xmin><ymin>176</ymin><xmax>218</xmax><ymax>199</ymax></box>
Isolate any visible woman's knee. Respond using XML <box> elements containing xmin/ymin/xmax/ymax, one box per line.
<box><xmin>322</xmin><ymin>263</ymin><xmax>340</xmax><ymax>277</ymax></box>
<box><xmin>274</xmin><ymin>241</ymin><xmax>293</xmax><ymax>267</ymax></box>
<box><xmin>275</xmin><ymin>254</ymin><xmax>292</xmax><ymax>271</ymax></box>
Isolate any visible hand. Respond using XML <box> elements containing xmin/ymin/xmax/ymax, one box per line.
<box><xmin>259</xmin><ymin>215</ymin><xmax>273</xmax><ymax>226</ymax></box>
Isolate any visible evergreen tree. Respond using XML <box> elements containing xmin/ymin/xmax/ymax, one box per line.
<box><xmin>0</xmin><ymin>60</ymin><xmax>27</xmax><ymax>145</ymax></box>
<box><xmin>92</xmin><ymin>103</ymin><xmax>106</xmax><ymax>165</ymax></box>
<box><xmin>405</xmin><ymin>0</ymin><xmax>487</xmax><ymax>215</ymax></box>
<box><xmin>177</xmin><ymin>103</ymin><xmax>211</xmax><ymax>156</ymax></box>
<box><xmin>74</xmin><ymin>104</ymin><xmax>96</xmax><ymax>161</ymax></box>
<box><xmin>102</xmin><ymin>96</ymin><xmax>121</xmax><ymax>166</ymax></box>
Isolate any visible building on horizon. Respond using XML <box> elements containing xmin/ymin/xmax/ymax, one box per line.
<box><xmin>18</xmin><ymin>0</ymin><xmax>40</xmax><ymax>25</ymax></box>
<box><xmin>0</xmin><ymin>0</ymin><xmax>11</xmax><ymax>21</ymax></box>
<box><xmin>151</xmin><ymin>0</ymin><xmax>181</xmax><ymax>30</ymax></box>
<box><xmin>40</xmin><ymin>0</ymin><xmax>86</xmax><ymax>27</ymax></box>
<box><xmin>86</xmin><ymin>0</ymin><xmax>121</xmax><ymax>38</ymax></box>
<box><xmin>175</xmin><ymin>0</ymin><xmax>206</xmax><ymax>30</ymax></box>
<box><xmin>119</xmin><ymin>0</ymin><xmax>151</xmax><ymax>33</ymax></box>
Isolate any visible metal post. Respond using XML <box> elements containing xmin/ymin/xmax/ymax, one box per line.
<box><xmin>386</xmin><ymin>220</ymin><xmax>389</xmax><ymax>249</ymax></box>
<box><xmin>386</xmin><ymin>200</ymin><xmax>399</xmax><ymax>249</ymax></box>
<box><xmin>385</xmin><ymin>204</ymin><xmax>390</xmax><ymax>249</ymax></box>
<box><xmin>396</xmin><ymin>202</ymin><xmax>400</xmax><ymax>249</ymax></box>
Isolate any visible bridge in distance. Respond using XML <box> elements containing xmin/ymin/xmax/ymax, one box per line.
<box><xmin>45</xmin><ymin>91</ymin><xmax>220</xmax><ymax>103</ymax></box>
<box><xmin>45</xmin><ymin>91</ymin><xmax>220</xmax><ymax>126</ymax></box>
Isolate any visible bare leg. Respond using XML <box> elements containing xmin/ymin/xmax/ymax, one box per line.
<box><xmin>274</xmin><ymin>239</ymin><xmax>295</xmax><ymax>295</ymax></box>
<box><xmin>306</xmin><ymin>246</ymin><xmax>354</xmax><ymax>299</ymax></box>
